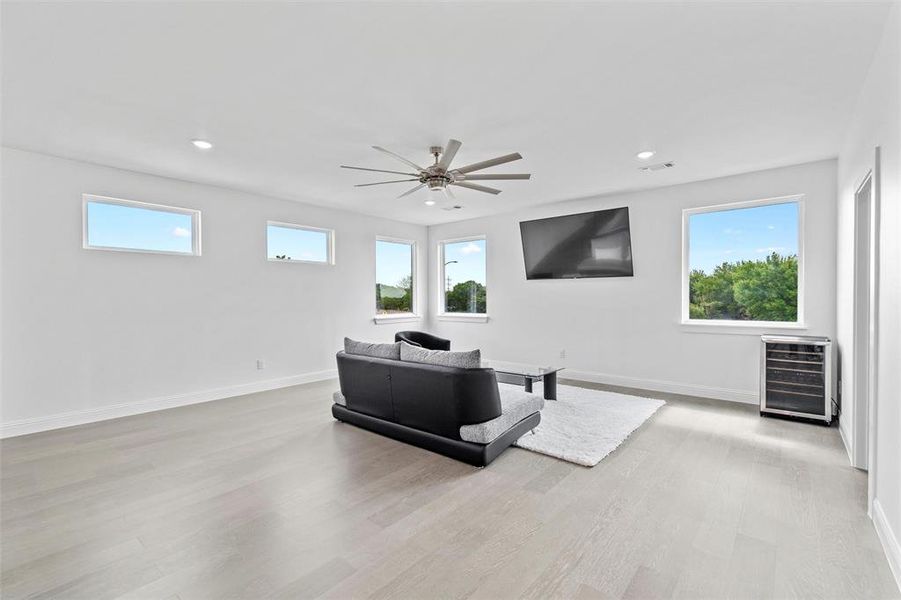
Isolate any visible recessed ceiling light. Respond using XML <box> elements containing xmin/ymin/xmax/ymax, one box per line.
<box><xmin>636</xmin><ymin>150</ymin><xmax>655</xmax><ymax>160</ymax></box>
<box><xmin>424</xmin><ymin>199</ymin><xmax>436</xmax><ymax>206</ymax></box>
<box><xmin>191</xmin><ymin>139</ymin><xmax>213</xmax><ymax>150</ymax></box>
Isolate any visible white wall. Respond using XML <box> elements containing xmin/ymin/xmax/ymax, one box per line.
<box><xmin>836</xmin><ymin>2</ymin><xmax>901</xmax><ymax>589</ymax></box>
<box><xmin>0</xmin><ymin>147</ymin><xmax>428</xmax><ymax>436</ymax></box>
<box><xmin>428</xmin><ymin>159</ymin><xmax>837</xmax><ymax>404</ymax></box>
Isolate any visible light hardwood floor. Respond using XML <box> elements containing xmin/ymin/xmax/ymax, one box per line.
<box><xmin>1</xmin><ymin>379</ymin><xmax>898</xmax><ymax>600</ymax></box>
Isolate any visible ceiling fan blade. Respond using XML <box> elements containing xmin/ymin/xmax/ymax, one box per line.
<box><xmin>459</xmin><ymin>173</ymin><xmax>531</xmax><ymax>181</ymax></box>
<box><xmin>397</xmin><ymin>183</ymin><xmax>426</xmax><ymax>198</ymax></box>
<box><xmin>372</xmin><ymin>145</ymin><xmax>425</xmax><ymax>171</ymax></box>
<box><xmin>341</xmin><ymin>165</ymin><xmax>419</xmax><ymax>177</ymax></box>
<box><xmin>436</xmin><ymin>139</ymin><xmax>462</xmax><ymax>171</ymax></box>
<box><xmin>355</xmin><ymin>178</ymin><xmax>420</xmax><ymax>188</ymax></box>
<box><xmin>453</xmin><ymin>152</ymin><xmax>522</xmax><ymax>174</ymax></box>
<box><xmin>451</xmin><ymin>181</ymin><xmax>502</xmax><ymax>195</ymax></box>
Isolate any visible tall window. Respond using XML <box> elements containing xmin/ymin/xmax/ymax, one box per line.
<box><xmin>440</xmin><ymin>237</ymin><xmax>487</xmax><ymax>314</ymax></box>
<box><xmin>684</xmin><ymin>198</ymin><xmax>802</xmax><ymax>324</ymax></box>
<box><xmin>83</xmin><ymin>195</ymin><xmax>200</xmax><ymax>255</ymax></box>
<box><xmin>376</xmin><ymin>238</ymin><xmax>415</xmax><ymax>315</ymax></box>
<box><xmin>267</xmin><ymin>222</ymin><xmax>334</xmax><ymax>264</ymax></box>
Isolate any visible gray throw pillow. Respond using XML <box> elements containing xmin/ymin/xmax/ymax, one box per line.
<box><xmin>400</xmin><ymin>341</ymin><xmax>481</xmax><ymax>369</ymax></box>
<box><xmin>344</xmin><ymin>337</ymin><xmax>401</xmax><ymax>360</ymax></box>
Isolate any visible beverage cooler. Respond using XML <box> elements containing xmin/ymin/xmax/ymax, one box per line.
<box><xmin>760</xmin><ymin>335</ymin><xmax>833</xmax><ymax>424</ymax></box>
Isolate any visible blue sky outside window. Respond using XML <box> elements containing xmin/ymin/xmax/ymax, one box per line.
<box><xmin>689</xmin><ymin>202</ymin><xmax>799</xmax><ymax>274</ymax></box>
<box><xmin>443</xmin><ymin>239</ymin><xmax>486</xmax><ymax>286</ymax></box>
<box><xmin>375</xmin><ymin>240</ymin><xmax>413</xmax><ymax>288</ymax></box>
<box><xmin>86</xmin><ymin>200</ymin><xmax>196</xmax><ymax>254</ymax></box>
<box><xmin>267</xmin><ymin>224</ymin><xmax>330</xmax><ymax>262</ymax></box>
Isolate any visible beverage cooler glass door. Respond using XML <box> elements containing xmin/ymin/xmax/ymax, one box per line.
<box><xmin>760</xmin><ymin>337</ymin><xmax>831</xmax><ymax>422</ymax></box>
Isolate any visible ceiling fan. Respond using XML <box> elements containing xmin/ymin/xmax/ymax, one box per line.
<box><xmin>341</xmin><ymin>139</ymin><xmax>530</xmax><ymax>204</ymax></box>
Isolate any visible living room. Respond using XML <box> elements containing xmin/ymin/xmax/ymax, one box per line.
<box><xmin>2</xmin><ymin>1</ymin><xmax>900</xmax><ymax>598</ymax></box>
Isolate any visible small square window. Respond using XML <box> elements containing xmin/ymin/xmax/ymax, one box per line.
<box><xmin>684</xmin><ymin>198</ymin><xmax>802</xmax><ymax>325</ymax></box>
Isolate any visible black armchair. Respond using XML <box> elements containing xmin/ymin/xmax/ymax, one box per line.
<box><xmin>395</xmin><ymin>331</ymin><xmax>451</xmax><ymax>351</ymax></box>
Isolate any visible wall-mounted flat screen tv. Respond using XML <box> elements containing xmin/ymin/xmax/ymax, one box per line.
<box><xmin>520</xmin><ymin>207</ymin><xmax>634</xmax><ymax>279</ymax></box>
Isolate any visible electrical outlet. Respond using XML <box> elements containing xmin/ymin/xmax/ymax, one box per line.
<box><xmin>256</xmin><ymin>360</ymin><xmax>265</xmax><ymax>370</ymax></box>
<box><xmin>559</xmin><ymin>349</ymin><xmax>566</xmax><ymax>359</ymax></box>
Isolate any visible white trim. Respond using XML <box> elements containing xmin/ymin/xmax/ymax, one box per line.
<box><xmin>867</xmin><ymin>148</ymin><xmax>881</xmax><ymax>510</ymax></box>
<box><xmin>375</xmin><ymin>236</ymin><xmax>417</xmax><ymax>317</ymax></box>
<box><xmin>851</xmin><ymin>170</ymin><xmax>875</xmax><ymax>471</ymax></box>
<box><xmin>266</xmin><ymin>221</ymin><xmax>335</xmax><ymax>265</ymax></box>
<box><xmin>83</xmin><ymin>193</ymin><xmax>202</xmax><ymax>256</ymax></box>
<box><xmin>437</xmin><ymin>234</ymin><xmax>488</xmax><ymax>318</ymax></box>
<box><xmin>680</xmin><ymin>320</ymin><xmax>808</xmax><ymax>335</ymax></box>
<box><xmin>373</xmin><ymin>314</ymin><xmax>422</xmax><ymax>324</ymax></box>
<box><xmin>0</xmin><ymin>369</ymin><xmax>337</xmax><ymax>439</ymax></box>
<box><xmin>562</xmin><ymin>368</ymin><xmax>758</xmax><ymax>404</ymax></box>
<box><xmin>839</xmin><ymin>419</ymin><xmax>855</xmax><ymax>465</ymax></box>
<box><xmin>436</xmin><ymin>313</ymin><xmax>490</xmax><ymax>323</ymax></box>
<box><xmin>873</xmin><ymin>498</ymin><xmax>901</xmax><ymax>594</ymax></box>
<box><xmin>681</xmin><ymin>194</ymin><xmax>805</xmax><ymax>326</ymax></box>
<box><xmin>377</xmin><ymin>234</ymin><xmax>419</xmax><ymax>245</ymax></box>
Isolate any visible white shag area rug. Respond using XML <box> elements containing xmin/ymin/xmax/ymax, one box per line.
<box><xmin>512</xmin><ymin>382</ymin><xmax>665</xmax><ymax>467</ymax></box>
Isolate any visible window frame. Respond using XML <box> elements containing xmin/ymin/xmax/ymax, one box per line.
<box><xmin>82</xmin><ymin>194</ymin><xmax>202</xmax><ymax>256</ymax></box>
<box><xmin>266</xmin><ymin>220</ymin><xmax>335</xmax><ymax>265</ymax></box>
<box><xmin>681</xmin><ymin>194</ymin><xmax>806</xmax><ymax>331</ymax></box>
<box><xmin>374</xmin><ymin>235</ymin><xmax>419</xmax><ymax>322</ymax></box>
<box><xmin>437</xmin><ymin>234</ymin><xmax>489</xmax><ymax>322</ymax></box>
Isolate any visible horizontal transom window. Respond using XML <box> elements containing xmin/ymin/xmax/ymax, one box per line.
<box><xmin>83</xmin><ymin>195</ymin><xmax>200</xmax><ymax>255</ymax></box>
<box><xmin>267</xmin><ymin>222</ymin><xmax>334</xmax><ymax>264</ymax></box>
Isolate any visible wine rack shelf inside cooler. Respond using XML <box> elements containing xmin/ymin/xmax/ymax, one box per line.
<box><xmin>760</xmin><ymin>335</ymin><xmax>832</xmax><ymax>424</ymax></box>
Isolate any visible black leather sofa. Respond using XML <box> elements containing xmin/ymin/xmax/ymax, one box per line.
<box><xmin>332</xmin><ymin>351</ymin><xmax>540</xmax><ymax>466</ymax></box>
<box><xmin>394</xmin><ymin>331</ymin><xmax>451</xmax><ymax>350</ymax></box>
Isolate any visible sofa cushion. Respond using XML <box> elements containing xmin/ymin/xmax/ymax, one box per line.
<box><xmin>399</xmin><ymin>341</ymin><xmax>480</xmax><ymax>369</ymax></box>
<box><xmin>333</xmin><ymin>390</ymin><xmax>346</xmax><ymax>406</ymax></box>
<box><xmin>344</xmin><ymin>337</ymin><xmax>401</xmax><ymax>360</ymax></box>
<box><xmin>459</xmin><ymin>385</ymin><xmax>545</xmax><ymax>444</ymax></box>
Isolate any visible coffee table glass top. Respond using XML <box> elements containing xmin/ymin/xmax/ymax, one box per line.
<box><xmin>482</xmin><ymin>360</ymin><xmax>563</xmax><ymax>378</ymax></box>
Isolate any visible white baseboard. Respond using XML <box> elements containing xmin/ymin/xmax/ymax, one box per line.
<box><xmin>562</xmin><ymin>369</ymin><xmax>758</xmax><ymax>405</ymax></box>
<box><xmin>839</xmin><ymin>418</ymin><xmax>855</xmax><ymax>466</ymax></box>
<box><xmin>0</xmin><ymin>369</ymin><xmax>337</xmax><ymax>439</ymax></box>
<box><xmin>873</xmin><ymin>498</ymin><xmax>901</xmax><ymax>594</ymax></box>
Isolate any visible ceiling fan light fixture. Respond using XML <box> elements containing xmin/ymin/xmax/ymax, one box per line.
<box><xmin>191</xmin><ymin>139</ymin><xmax>213</xmax><ymax>150</ymax></box>
<box><xmin>636</xmin><ymin>150</ymin><xmax>655</xmax><ymax>160</ymax></box>
<box><xmin>424</xmin><ymin>199</ymin><xmax>436</xmax><ymax>206</ymax></box>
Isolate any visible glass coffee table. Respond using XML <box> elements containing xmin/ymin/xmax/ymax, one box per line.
<box><xmin>482</xmin><ymin>361</ymin><xmax>564</xmax><ymax>400</ymax></box>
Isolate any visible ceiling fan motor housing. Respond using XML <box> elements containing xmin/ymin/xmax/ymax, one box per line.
<box><xmin>426</xmin><ymin>177</ymin><xmax>448</xmax><ymax>191</ymax></box>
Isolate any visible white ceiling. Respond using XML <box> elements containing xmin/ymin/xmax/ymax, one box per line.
<box><xmin>1</xmin><ymin>1</ymin><xmax>892</xmax><ymax>225</ymax></box>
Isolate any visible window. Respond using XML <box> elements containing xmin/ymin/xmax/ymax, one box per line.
<box><xmin>683</xmin><ymin>197</ymin><xmax>803</xmax><ymax>325</ymax></box>
<box><xmin>375</xmin><ymin>238</ymin><xmax>415</xmax><ymax>315</ymax></box>
<box><xmin>439</xmin><ymin>237</ymin><xmax>487</xmax><ymax>316</ymax></box>
<box><xmin>267</xmin><ymin>222</ymin><xmax>333</xmax><ymax>264</ymax></box>
<box><xmin>83</xmin><ymin>195</ymin><xmax>200</xmax><ymax>255</ymax></box>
